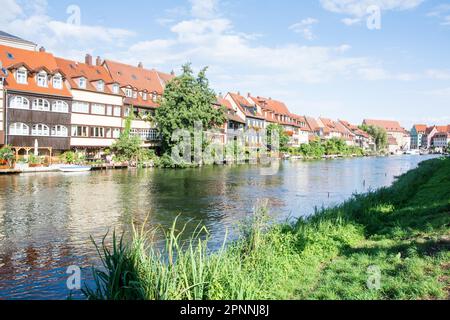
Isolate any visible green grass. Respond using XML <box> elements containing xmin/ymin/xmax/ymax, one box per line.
<box><xmin>85</xmin><ymin>157</ymin><xmax>450</xmax><ymax>300</ymax></box>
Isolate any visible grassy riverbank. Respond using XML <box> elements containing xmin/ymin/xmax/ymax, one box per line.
<box><xmin>85</xmin><ymin>157</ymin><xmax>450</xmax><ymax>300</ymax></box>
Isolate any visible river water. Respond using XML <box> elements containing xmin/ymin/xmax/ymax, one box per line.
<box><xmin>0</xmin><ymin>155</ymin><xmax>437</xmax><ymax>299</ymax></box>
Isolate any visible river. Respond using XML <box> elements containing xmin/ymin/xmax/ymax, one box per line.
<box><xmin>0</xmin><ymin>155</ymin><xmax>437</xmax><ymax>299</ymax></box>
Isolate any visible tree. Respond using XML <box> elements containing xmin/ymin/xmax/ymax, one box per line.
<box><xmin>360</xmin><ymin>124</ymin><xmax>387</xmax><ymax>151</ymax></box>
<box><xmin>266</xmin><ymin>124</ymin><xmax>290</xmax><ymax>152</ymax></box>
<box><xmin>111</xmin><ymin>110</ymin><xmax>143</xmax><ymax>163</ymax></box>
<box><xmin>156</xmin><ymin>63</ymin><xmax>226</xmax><ymax>155</ymax></box>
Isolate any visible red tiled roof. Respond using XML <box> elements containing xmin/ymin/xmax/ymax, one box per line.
<box><xmin>436</xmin><ymin>125</ymin><xmax>450</xmax><ymax>133</ymax></box>
<box><xmin>228</xmin><ymin>92</ymin><xmax>265</xmax><ymax>120</ymax></box>
<box><xmin>250</xmin><ymin>96</ymin><xmax>290</xmax><ymax>116</ymax></box>
<box><xmin>55</xmin><ymin>57</ymin><xmax>119</xmax><ymax>95</ymax></box>
<box><xmin>0</xmin><ymin>44</ymin><xmax>72</xmax><ymax>97</ymax></box>
<box><xmin>305</xmin><ymin>117</ymin><xmax>321</xmax><ymax>131</ymax></box>
<box><xmin>216</xmin><ymin>96</ymin><xmax>245</xmax><ymax>124</ymax></box>
<box><xmin>363</xmin><ymin>119</ymin><xmax>405</xmax><ymax>133</ymax></box>
<box><xmin>104</xmin><ymin>59</ymin><xmax>173</xmax><ymax>94</ymax></box>
<box><xmin>413</xmin><ymin>124</ymin><xmax>427</xmax><ymax>133</ymax></box>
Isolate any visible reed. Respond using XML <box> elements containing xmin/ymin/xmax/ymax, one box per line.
<box><xmin>85</xmin><ymin>157</ymin><xmax>450</xmax><ymax>300</ymax></box>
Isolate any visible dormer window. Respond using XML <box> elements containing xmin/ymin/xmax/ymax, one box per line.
<box><xmin>16</xmin><ymin>69</ymin><xmax>27</xmax><ymax>84</ymax></box>
<box><xmin>133</xmin><ymin>91</ymin><xmax>137</xmax><ymax>99</ymax></box>
<box><xmin>125</xmin><ymin>88</ymin><xmax>132</xmax><ymax>98</ymax></box>
<box><xmin>37</xmin><ymin>72</ymin><xmax>48</xmax><ymax>87</ymax></box>
<box><xmin>96</xmin><ymin>80</ymin><xmax>104</xmax><ymax>92</ymax></box>
<box><xmin>79</xmin><ymin>77</ymin><xmax>86</xmax><ymax>89</ymax></box>
<box><xmin>112</xmin><ymin>83</ymin><xmax>119</xmax><ymax>94</ymax></box>
<box><xmin>143</xmin><ymin>92</ymin><xmax>147</xmax><ymax>100</ymax></box>
<box><xmin>152</xmin><ymin>93</ymin><xmax>157</xmax><ymax>102</ymax></box>
<box><xmin>53</xmin><ymin>75</ymin><xmax>62</xmax><ymax>89</ymax></box>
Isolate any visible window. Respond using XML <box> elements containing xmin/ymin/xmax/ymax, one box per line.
<box><xmin>124</xmin><ymin>107</ymin><xmax>130</xmax><ymax>117</ymax></box>
<box><xmin>143</xmin><ymin>92</ymin><xmax>147</xmax><ymax>100</ymax></box>
<box><xmin>9</xmin><ymin>96</ymin><xmax>30</xmax><ymax>109</ymax></box>
<box><xmin>106</xmin><ymin>105</ymin><xmax>113</xmax><ymax>116</ymax></box>
<box><xmin>152</xmin><ymin>93</ymin><xmax>157</xmax><ymax>102</ymax></box>
<box><xmin>112</xmin><ymin>84</ymin><xmax>120</xmax><ymax>94</ymax></box>
<box><xmin>91</xmin><ymin>104</ymin><xmax>105</xmax><ymax>115</ymax></box>
<box><xmin>52</xmin><ymin>101</ymin><xmax>69</xmax><ymax>113</ymax></box>
<box><xmin>133</xmin><ymin>91</ymin><xmax>137</xmax><ymax>99</ymax></box>
<box><xmin>37</xmin><ymin>72</ymin><xmax>48</xmax><ymax>87</ymax></box>
<box><xmin>53</xmin><ymin>75</ymin><xmax>63</xmax><ymax>89</ymax></box>
<box><xmin>72</xmin><ymin>101</ymin><xmax>89</xmax><ymax>113</ymax></box>
<box><xmin>16</xmin><ymin>69</ymin><xmax>27</xmax><ymax>84</ymax></box>
<box><xmin>79</xmin><ymin>77</ymin><xmax>86</xmax><ymax>89</ymax></box>
<box><xmin>31</xmin><ymin>124</ymin><xmax>50</xmax><ymax>136</ymax></box>
<box><xmin>96</xmin><ymin>80</ymin><xmax>104</xmax><ymax>92</ymax></box>
<box><xmin>113</xmin><ymin>128</ymin><xmax>121</xmax><ymax>138</ymax></box>
<box><xmin>91</xmin><ymin>127</ymin><xmax>105</xmax><ymax>138</ymax></box>
<box><xmin>32</xmin><ymin>99</ymin><xmax>50</xmax><ymax>111</ymax></box>
<box><xmin>113</xmin><ymin>106</ymin><xmax>121</xmax><ymax>117</ymax></box>
<box><xmin>51</xmin><ymin>125</ymin><xmax>68</xmax><ymax>137</ymax></box>
<box><xmin>71</xmin><ymin>126</ymin><xmax>88</xmax><ymax>137</ymax></box>
<box><xmin>125</xmin><ymin>88</ymin><xmax>132</xmax><ymax>97</ymax></box>
<box><xmin>106</xmin><ymin>128</ymin><xmax>112</xmax><ymax>138</ymax></box>
<box><xmin>9</xmin><ymin>123</ymin><xmax>29</xmax><ymax>135</ymax></box>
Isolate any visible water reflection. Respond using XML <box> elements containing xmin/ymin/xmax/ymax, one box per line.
<box><xmin>0</xmin><ymin>155</ymin><xmax>437</xmax><ymax>299</ymax></box>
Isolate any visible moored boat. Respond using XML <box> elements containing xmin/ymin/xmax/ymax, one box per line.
<box><xmin>59</xmin><ymin>165</ymin><xmax>92</xmax><ymax>173</ymax></box>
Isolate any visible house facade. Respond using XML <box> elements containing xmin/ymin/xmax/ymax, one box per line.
<box><xmin>103</xmin><ymin>60</ymin><xmax>173</xmax><ymax>148</ymax></box>
<box><xmin>0</xmin><ymin>45</ymin><xmax>72</xmax><ymax>156</ymax></box>
<box><xmin>225</xmin><ymin>92</ymin><xmax>265</xmax><ymax>147</ymax></box>
<box><xmin>0</xmin><ymin>67</ymin><xmax>5</xmax><ymax>145</ymax></box>
<box><xmin>216</xmin><ymin>96</ymin><xmax>245</xmax><ymax>144</ymax></box>
<box><xmin>55</xmin><ymin>55</ymin><xmax>124</xmax><ymax>155</ymax></box>
<box><xmin>363</xmin><ymin>119</ymin><xmax>410</xmax><ymax>152</ymax></box>
<box><xmin>410</xmin><ymin>124</ymin><xmax>427</xmax><ymax>149</ymax></box>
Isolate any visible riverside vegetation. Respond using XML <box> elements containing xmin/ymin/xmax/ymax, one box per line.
<box><xmin>84</xmin><ymin>157</ymin><xmax>449</xmax><ymax>300</ymax></box>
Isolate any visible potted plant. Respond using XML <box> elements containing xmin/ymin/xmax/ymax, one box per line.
<box><xmin>28</xmin><ymin>154</ymin><xmax>42</xmax><ymax>168</ymax></box>
<box><xmin>0</xmin><ymin>145</ymin><xmax>15</xmax><ymax>169</ymax></box>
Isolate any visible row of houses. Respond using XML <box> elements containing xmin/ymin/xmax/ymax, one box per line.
<box><xmin>411</xmin><ymin>124</ymin><xmax>450</xmax><ymax>150</ymax></box>
<box><xmin>2</xmin><ymin>30</ymin><xmax>429</xmax><ymax>159</ymax></box>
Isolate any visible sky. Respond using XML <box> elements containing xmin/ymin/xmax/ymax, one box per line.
<box><xmin>1</xmin><ymin>0</ymin><xmax>449</xmax><ymax>128</ymax></box>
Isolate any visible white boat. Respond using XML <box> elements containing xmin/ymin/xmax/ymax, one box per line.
<box><xmin>405</xmin><ymin>150</ymin><xmax>420</xmax><ymax>155</ymax></box>
<box><xmin>59</xmin><ymin>165</ymin><xmax>92</xmax><ymax>172</ymax></box>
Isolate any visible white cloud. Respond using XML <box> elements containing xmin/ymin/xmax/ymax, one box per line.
<box><xmin>320</xmin><ymin>0</ymin><xmax>424</xmax><ymax>25</ymax></box>
<box><xmin>189</xmin><ymin>0</ymin><xmax>218</xmax><ymax>19</ymax></box>
<box><xmin>0</xmin><ymin>0</ymin><xmax>135</xmax><ymax>59</ymax></box>
<box><xmin>289</xmin><ymin>18</ymin><xmax>319</xmax><ymax>40</ymax></box>
<box><xmin>342</xmin><ymin>18</ymin><xmax>361</xmax><ymax>26</ymax></box>
<box><xmin>426</xmin><ymin>69</ymin><xmax>450</xmax><ymax>80</ymax></box>
<box><xmin>426</xmin><ymin>4</ymin><xmax>450</xmax><ymax>25</ymax></box>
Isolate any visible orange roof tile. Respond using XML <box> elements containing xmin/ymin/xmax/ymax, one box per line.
<box><xmin>55</xmin><ymin>57</ymin><xmax>119</xmax><ymax>95</ymax></box>
<box><xmin>413</xmin><ymin>124</ymin><xmax>427</xmax><ymax>133</ymax></box>
<box><xmin>0</xmin><ymin>44</ymin><xmax>72</xmax><ymax>97</ymax></box>
<box><xmin>229</xmin><ymin>92</ymin><xmax>265</xmax><ymax>120</ymax></box>
<box><xmin>104</xmin><ymin>59</ymin><xmax>173</xmax><ymax>95</ymax></box>
<box><xmin>250</xmin><ymin>96</ymin><xmax>290</xmax><ymax>116</ymax></box>
<box><xmin>363</xmin><ymin>119</ymin><xmax>405</xmax><ymax>133</ymax></box>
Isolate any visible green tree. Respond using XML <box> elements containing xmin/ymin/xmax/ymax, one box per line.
<box><xmin>111</xmin><ymin>110</ymin><xmax>143</xmax><ymax>163</ymax></box>
<box><xmin>360</xmin><ymin>124</ymin><xmax>387</xmax><ymax>151</ymax></box>
<box><xmin>156</xmin><ymin>63</ymin><xmax>226</xmax><ymax>155</ymax></box>
<box><xmin>266</xmin><ymin>124</ymin><xmax>290</xmax><ymax>152</ymax></box>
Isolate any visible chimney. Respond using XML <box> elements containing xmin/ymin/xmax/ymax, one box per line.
<box><xmin>247</xmin><ymin>92</ymin><xmax>251</xmax><ymax>98</ymax></box>
<box><xmin>170</xmin><ymin>70</ymin><xmax>175</xmax><ymax>76</ymax></box>
<box><xmin>138</xmin><ymin>62</ymin><xmax>143</xmax><ymax>68</ymax></box>
<box><xmin>39</xmin><ymin>46</ymin><xmax>45</xmax><ymax>52</ymax></box>
<box><xmin>96</xmin><ymin>56</ymin><xmax>102</xmax><ymax>66</ymax></box>
<box><xmin>85</xmin><ymin>54</ymin><xmax>92</xmax><ymax>65</ymax></box>
<box><xmin>237</xmin><ymin>91</ymin><xmax>241</xmax><ymax>96</ymax></box>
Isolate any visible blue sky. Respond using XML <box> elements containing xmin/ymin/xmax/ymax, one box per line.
<box><xmin>1</xmin><ymin>0</ymin><xmax>450</xmax><ymax>128</ymax></box>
